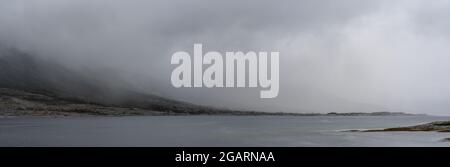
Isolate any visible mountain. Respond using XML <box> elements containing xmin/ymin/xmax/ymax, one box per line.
<box><xmin>0</xmin><ymin>46</ymin><xmax>419</xmax><ymax>117</ymax></box>
<box><xmin>0</xmin><ymin>46</ymin><xmax>235</xmax><ymax>116</ymax></box>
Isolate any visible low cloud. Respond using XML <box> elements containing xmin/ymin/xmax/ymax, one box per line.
<box><xmin>1</xmin><ymin>0</ymin><xmax>450</xmax><ymax>115</ymax></box>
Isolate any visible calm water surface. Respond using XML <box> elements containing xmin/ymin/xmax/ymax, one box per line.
<box><xmin>1</xmin><ymin>116</ymin><xmax>449</xmax><ymax>146</ymax></box>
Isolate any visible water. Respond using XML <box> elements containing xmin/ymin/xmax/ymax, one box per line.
<box><xmin>1</xmin><ymin>116</ymin><xmax>449</xmax><ymax>147</ymax></box>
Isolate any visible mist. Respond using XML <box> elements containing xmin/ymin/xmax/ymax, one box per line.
<box><xmin>1</xmin><ymin>0</ymin><xmax>450</xmax><ymax>115</ymax></box>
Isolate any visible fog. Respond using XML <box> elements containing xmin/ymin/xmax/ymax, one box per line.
<box><xmin>1</xmin><ymin>0</ymin><xmax>450</xmax><ymax>115</ymax></box>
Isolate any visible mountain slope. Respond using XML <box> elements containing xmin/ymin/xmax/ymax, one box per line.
<box><xmin>0</xmin><ymin>46</ymin><xmax>230</xmax><ymax>115</ymax></box>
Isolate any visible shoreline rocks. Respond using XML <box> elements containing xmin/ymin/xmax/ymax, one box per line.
<box><xmin>345</xmin><ymin>121</ymin><xmax>450</xmax><ymax>142</ymax></box>
<box><xmin>362</xmin><ymin>121</ymin><xmax>450</xmax><ymax>132</ymax></box>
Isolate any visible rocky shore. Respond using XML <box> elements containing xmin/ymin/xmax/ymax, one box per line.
<box><xmin>346</xmin><ymin>121</ymin><xmax>450</xmax><ymax>142</ymax></box>
<box><xmin>362</xmin><ymin>121</ymin><xmax>450</xmax><ymax>132</ymax></box>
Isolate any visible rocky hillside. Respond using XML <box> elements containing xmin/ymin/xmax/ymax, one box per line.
<box><xmin>0</xmin><ymin>88</ymin><xmax>168</xmax><ymax>116</ymax></box>
<box><xmin>0</xmin><ymin>46</ymin><xmax>234</xmax><ymax>116</ymax></box>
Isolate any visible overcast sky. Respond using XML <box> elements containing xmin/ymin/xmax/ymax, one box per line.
<box><xmin>1</xmin><ymin>0</ymin><xmax>450</xmax><ymax>115</ymax></box>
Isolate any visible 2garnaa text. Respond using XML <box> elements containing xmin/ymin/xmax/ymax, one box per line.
<box><xmin>175</xmin><ymin>151</ymin><xmax>275</xmax><ymax>164</ymax></box>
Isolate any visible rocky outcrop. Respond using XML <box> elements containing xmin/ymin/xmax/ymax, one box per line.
<box><xmin>362</xmin><ymin>121</ymin><xmax>450</xmax><ymax>132</ymax></box>
<box><xmin>345</xmin><ymin>121</ymin><xmax>450</xmax><ymax>142</ymax></box>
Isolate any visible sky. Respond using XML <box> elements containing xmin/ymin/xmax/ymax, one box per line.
<box><xmin>1</xmin><ymin>0</ymin><xmax>450</xmax><ymax>115</ymax></box>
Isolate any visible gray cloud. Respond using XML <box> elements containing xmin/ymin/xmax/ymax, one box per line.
<box><xmin>1</xmin><ymin>0</ymin><xmax>450</xmax><ymax>115</ymax></box>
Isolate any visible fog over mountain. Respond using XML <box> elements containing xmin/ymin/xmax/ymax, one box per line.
<box><xmin>1</xmin><ymin>0</ymin><xmax>450</xmax><ymax>115</ymax></box>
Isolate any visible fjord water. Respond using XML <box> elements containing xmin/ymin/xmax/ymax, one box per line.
<box><xmin>1</xmin><ymin>116</ymin><xmax>449</xmax><ymax>147</ymax></box>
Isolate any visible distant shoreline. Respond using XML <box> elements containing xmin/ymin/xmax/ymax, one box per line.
<box><xmin>0</xmin><ymin>87</ymin><xmax>427</xmax><ymax>117</ymax></box>
<box><xmin>0</xmin><ymin>111</ymin><xmax>427</xmax><ymax>118</ymax></box>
